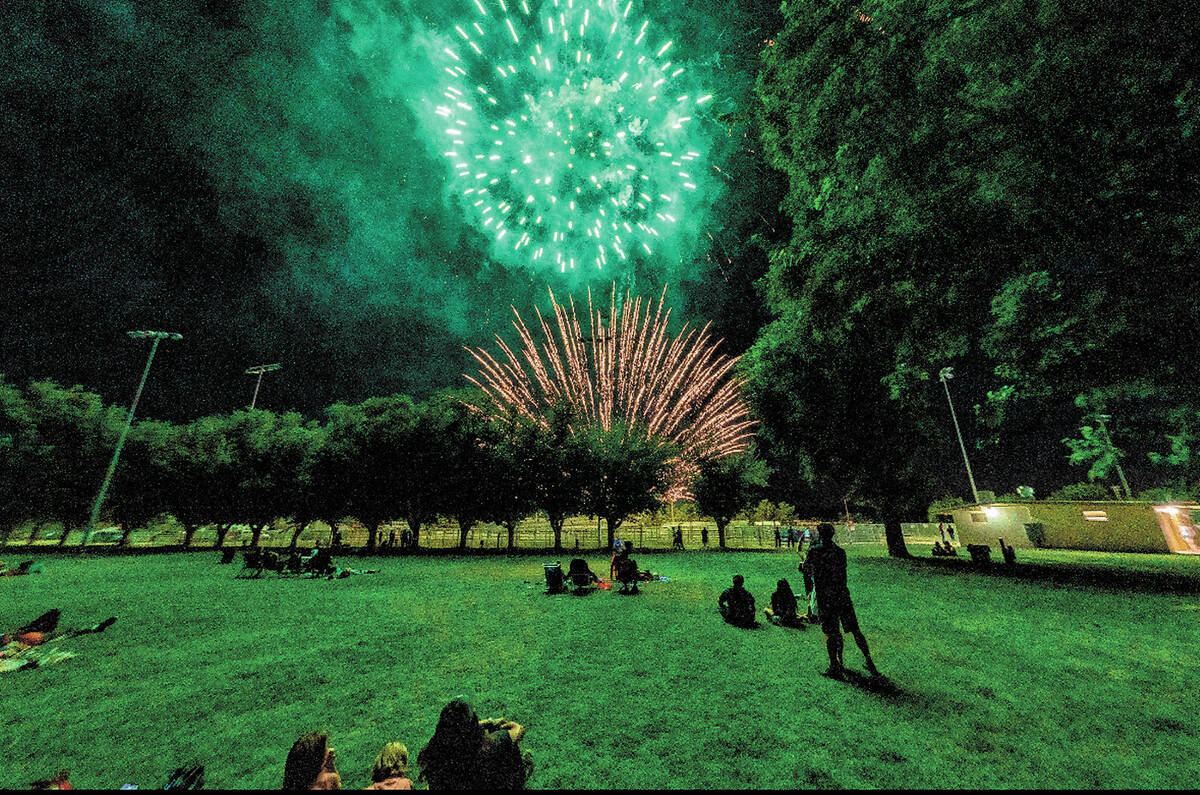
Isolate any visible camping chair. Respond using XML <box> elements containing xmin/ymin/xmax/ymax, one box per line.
<box><xmin>260</xmin><ymin>549</ymin><xmax>284</xmax><ymax>575</ymax></box>
<box><xmin>280</xmin><ymin>551</ymin><xmax>304</xmax><ymax>576</ymax></box>
<box><xmin>566</xmin><ymin>559</ymin><xmax>600</xmax><ymax>592</ymax></box>
<box><xmin>237</xmin><ymin>549</ymin><xmax>263</xmax><ymax>578</ymax></box>
<box><xmin>967</xmin><ymin>544</ymin><xmax>992</xmax><ymax>565</ymax></box>
<box><xmin>543</xmin><ymin>563</ymin><xmax>567</xmax><ymax>594</ymax></box>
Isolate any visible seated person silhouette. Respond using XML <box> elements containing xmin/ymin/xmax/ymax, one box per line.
<box><xmin>0</xmin><ymin>560</ymin><xmax>34</xmax><ymax>577</ymax></box>
<box><xmin>305</xmin><ymin>547</ymin><xmax>334</xmax><ymax>577</ymax></box>
<box><xmin>566</xmin><ymin>558</ymin><xmax>600</xmax><ymax>591</ymax></box>
<box><xmin>998</xmin><ymin>538</ymin><xmax>1017</xmax><ymax>565</ymax></box>
<box><xmin>614</xmin><ymin>553</ymin><xmax>640</xmax><ymax>594</ymax></box>
<box><xmin>763</xmin><ymin>579</ymin><xmax>803</xmax><ymax>627</ymax></box>
<box><xmin>718</xmin><ymin>575</ymin><xmax>756</xmax><ymax>626</ymax></box>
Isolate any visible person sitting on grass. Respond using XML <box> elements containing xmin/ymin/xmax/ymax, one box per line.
<box><xmin>417</xmin><ymin>698</ymin><xmax>533</xmax><ymax>790</ymax></box>
<box><xmin>28</xmin><ymin>769</ymin><xmax>73</xmax><ymax>790</ymax></box>
<box><xmin>613</xmin><ymin>548</ymin><xmax>641</xmax><ymax>594</ymax></box>
<box><xmin>718</xmin><ymin>575</ymin><xmax>756</xmax><ymax>627</ymax></box>
<box><xmin>804</xmin><ymin>522</ymin><xmax>880</xmax><ymax>679</ymax></box>
<box><xmin>763</xmin><ymin>579</ymin><xmax>804</xmax><ymax>627</ymax></box>
<box><xmin>0</xmin><ymin>559</ymin><xmax>36</xmax><ymax>576</ymax></box>
<box><xmin>998</xmin><ymin>538</ymin><xmax>1017</xmax><ymax>565</ymax></box>
<box><xmin>283</xmin><ymin>730</ymin><xmax>341</xmax><ymax>790</ymax></box>
<box><xmin>366</xmin><ymin>742</ymin><xmax>413</xmax><ymax>790</ymax></box>
<box><xmin>2</xmin><ymin>609</ymin><xmax>116</xmax><ymax>648</ymax></box>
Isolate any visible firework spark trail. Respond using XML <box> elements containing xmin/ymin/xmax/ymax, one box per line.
<box><xmin>465</xmin><ymin>284</ymin><xmax>755</xmax><ymax>497</ymax></box>
<box><xmin>424</xmin><ymin>0</ymin><xmax>715</xmax><ymax>275</ymax></box>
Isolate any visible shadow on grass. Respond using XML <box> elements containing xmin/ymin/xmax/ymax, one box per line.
<box><xmin>838</xmin><ymin>669</ymin><xmax>903</xmax><ymax>698</ymax></box>
<box><xmin>862</xmin><ymin>554</ymin><xmax>1200</xmax><ymax>596</ymax></box>
<box><xmin>828</xmin><ymin>669</ymin><xmax>959</xmax><ymax>715</ymax></box>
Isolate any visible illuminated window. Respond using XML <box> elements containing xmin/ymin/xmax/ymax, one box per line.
<box><xmin>1083</xmin><ymin>510</ymin><xmax>1109</xmax><ymax>522</ymax></box>
<box><xmin>971</xmin><ymin>512</ymin><xmax>987</xmax><ymax>523</ymax></box>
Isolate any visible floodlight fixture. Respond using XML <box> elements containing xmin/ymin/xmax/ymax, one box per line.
<box><xmin>128</xmin><ymin>331</ymin><xmax>183</xmax><ymax>341</ymax></box>
<box><xmin>246</xmin><ymin>362</ymin><xmax>283</xmax><ymax>410</ymax></box>
<box><xmin>83</xmin><ymin>330</ymin><xmax>182</xmax><ymax>547</ymax></box>
<box><xmin>1085</xmin><ymin>412</ymin><xmax>1132</xmax><ymax>499</ymax></box>
<box><xmin>938</xmin><ymin>364</ymin><xmax>980</xmax><ymax>505</ymax></box>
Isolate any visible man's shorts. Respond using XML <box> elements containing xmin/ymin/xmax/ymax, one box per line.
<box><xmin>819</xmin><ymin>599</ymin><xmax>860</xmax><ymax>635</ymax></box>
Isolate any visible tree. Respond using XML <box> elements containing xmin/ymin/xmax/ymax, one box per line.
<box><xmin>168</xmin><ymin>414</ymin><xmax>236</xmax><ymax>547</ymax></box>
<box><xmin>527</xmin><ymin>402</ymin><xmax>589</xmax><ymax>552</ymax></box>
<box><xmin>431</xmin><ymin>391</ymin><xmax>499</xmax><ymax>551</ymax></box>
<box><xmin>325</xmin><ymin>395</ymin><xmax>417</xmax><ymax>552</ymax></box>
<box><xmin>20</xmin><ymin>381</ymin><xmax>122</xmax><ymax>538</ymax></box>
<box><xmin>750</xmin><ymin>1</ymin><xmax>1200</xmax><ymax>538</ymax></box>
<box><xmin>482</xmin><ymin>408</ymin><xmax>542</xmax><ymax>551</ymax></box>
<box><xmin>109</xmin><ymin>419</ymin><xmax>177</xmax><ymax>546</ymax></box>
<box><xmin>578</xmin><ymin>422</ymin><xmax>677</xmax><ymax>549</ymax></box>
<box><xmin>241</xmin><ymin>410</ymin><xmax>322</xmax><ymax>546</ymax></box>
<box><xmin>0</xmin><ymin>375</ymin><xmax>37</xmax><ymax>542</ymax></box>
<box><xmin>693</xmin><ymin>452</ymin><xmax>770</xmax><ymax>548</ymax></box>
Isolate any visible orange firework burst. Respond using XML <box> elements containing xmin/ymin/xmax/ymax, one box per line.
<box><xmin>465</xmin><ymin>284</ymin><xmax>755</xmax><ymax>499</ymax></box>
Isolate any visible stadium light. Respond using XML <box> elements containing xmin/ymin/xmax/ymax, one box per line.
<box><xmin>245</xmin><ymin>363</ymin><xmax>282</xmax><ymax>410</ymax></box>
<box><xmin>939</xmin><ymin>366</ymin><xmax>980</xmax><ymax>505</ymax></box>
<box><xmin>82</xmin><ymin>331</ymin><xmax>182</xmax><ymax>547</ymax></box>
<box><xmin>1088</xmin><ymin>413</ymin><xmax>1133</xmax><ymax>499</ymax></box>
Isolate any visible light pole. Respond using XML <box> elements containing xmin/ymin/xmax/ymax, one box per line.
<box><xmin>82</xmin><ymin>330</ymin><xmax>182</xmax><ymax>547</ymax></box>
<box><xmin>939</xmin><ymin>367</ymin><xmax>980</xmax><ymax>505</ymax></box>
<box><xmin>245</xmin><ymin>363</ymin><xmax>282</xmax><ymax>410</ymax></box>
<box><xmin>1089</xmin><ymin>413</ymin><xmax>1132</xmax><ymax>499</ymax></box>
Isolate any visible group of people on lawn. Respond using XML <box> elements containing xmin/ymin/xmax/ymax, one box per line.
<box><xmin>283</xmin><ymin>697</ymin><xmax>533</xmax><ymax>790</ymax></box>
<box><xmin>228</xmin><ymin>543</ymin><xmax>378</xmax><ymax>580</ymax></box>
<box><xmin>718</xmin><ymin>522</ymin><xmax>881</xmax><ymax>679</ymax></box>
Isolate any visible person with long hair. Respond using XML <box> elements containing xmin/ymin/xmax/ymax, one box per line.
<box><xmin>282</xmin><ymin>731</ymin><xmax>341</xmax><ymax>790</ymax></box>
<box><xmin>417</xmin><ymin>698</ymin><xmax>532</xmax><ymax>789</ymax></box>
<box><xmin>763</xmin><ymin>579</ymin><xmax>803</xmax><ymax>627</ymax></box>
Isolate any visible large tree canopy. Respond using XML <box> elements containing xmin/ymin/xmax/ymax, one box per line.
<box><xmin>748</xmin><ymin>0</ymin><xmax>1200</xmax><ymax>515</ymax></box>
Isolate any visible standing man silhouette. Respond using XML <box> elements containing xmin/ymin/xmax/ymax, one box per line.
<box><xmin>803</xmin><ymin>522</ymin><xmax>881</xmax><ymax>678</ymax></box>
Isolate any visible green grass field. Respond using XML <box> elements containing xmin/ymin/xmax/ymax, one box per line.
<box><xmin>2</xmin><ymin>546</ymin><xmax>1198</xmax><ymax>789</ymax></box>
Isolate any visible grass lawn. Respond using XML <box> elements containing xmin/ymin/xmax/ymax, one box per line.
<box><xmin>2</xmin><ymin>545</ymin><xmax>1198</xmax><ymax>789</ymax></box>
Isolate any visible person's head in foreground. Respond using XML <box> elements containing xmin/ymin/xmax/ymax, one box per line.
<box><xmin>733</xmin><ymin>574</ymin><xmax>744</xmax><ymax>588</ymax></box>
<box><xmin>283</xmin><ymin>730</ymin><xmax>340</xmax><ymax>790</ymax></box>
<box><xmin>817</xmin><ymin>522</ymin><xmax>836</xmax><ymax>543</ymax></box>
<box><xmin>369</xmin><ymin>742</ymin><xmax>411</xmax><ymax>789</ymax></box>
<box><xmin>418</xmin><ymin>698</ymin><xmax>484</xmax><ymax>787</ymax></box>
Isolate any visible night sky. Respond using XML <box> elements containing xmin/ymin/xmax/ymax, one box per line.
<box><xmin>1</xmin><ymin>0</ymin><xmax>775</xmax><ymax>422</ymax></box>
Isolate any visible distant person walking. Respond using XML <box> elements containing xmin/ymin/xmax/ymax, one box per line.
<box><xmin>803</xmin><ymin>523</ymin><xmax>880</xmax><ymax>678</ymax></box>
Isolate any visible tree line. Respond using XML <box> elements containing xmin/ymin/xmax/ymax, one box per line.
<box><xmin>0</xmin><ymin>377</ymin><xmax>772</xmax><ymax>551</ymax></box>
